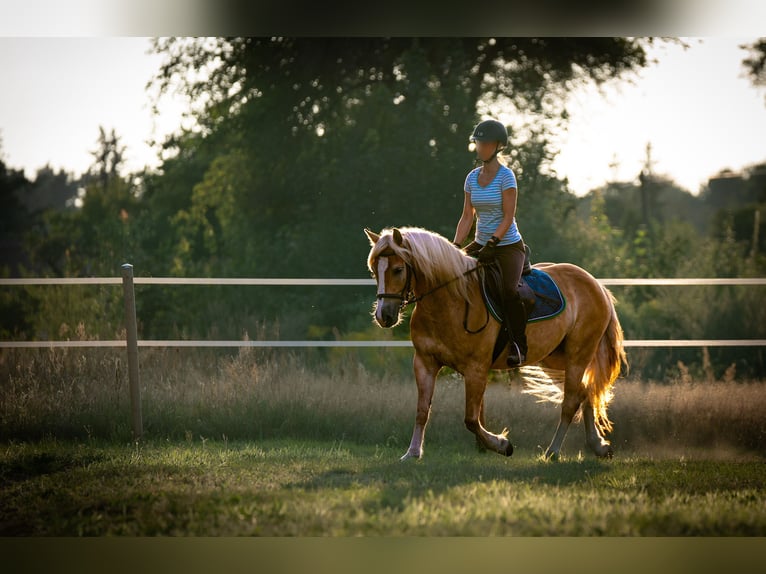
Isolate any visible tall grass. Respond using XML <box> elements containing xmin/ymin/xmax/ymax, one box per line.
<box><xmin>1</xmin><ymin>346</ymin><xmax>765</xmax><ymax>459</ymax></box>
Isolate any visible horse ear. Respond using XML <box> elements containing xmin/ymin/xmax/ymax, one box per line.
<box><xmin>393</xmin><ymin>228</ymin><xmax>404</xmax><ymax>246</ymax></box>
<box><xmin>364</xmin><ymin>228</ymin><xmax>380</xmax><ymax>245</ymax></box>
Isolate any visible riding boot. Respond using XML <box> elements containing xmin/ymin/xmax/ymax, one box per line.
<box><xmin>503</xmin><ymin>292</ymin><xmax>528</xmax><ymax>367</ymax></box>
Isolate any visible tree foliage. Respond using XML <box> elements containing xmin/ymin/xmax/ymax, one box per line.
<box><xmin>4</xmin><ymin>37</ymin><xmax>765</xmax><ymax>378</ymax></box>
<box><xmin>743</xmin><ymin>37</ymin><xmax>766</xmax><ymax>97</ymax></box>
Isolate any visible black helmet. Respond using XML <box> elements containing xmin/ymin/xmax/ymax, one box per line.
<box><xmin>470</xmin><ymin>119</ymin><xmax>508</xmax><ymax>146</ymax></box>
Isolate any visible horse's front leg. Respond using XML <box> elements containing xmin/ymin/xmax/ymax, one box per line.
<box><xmin>401</xmin><ymin>351</ymin><xmax>440</xmax><ymax>461</ymax></box>
<box><xmin>464</xmin><ymin>368</ymin><xmax>514</xmax><ymax>457</ymax></box>
<box><xmin>475</xmin><ymin>397</ymin><xmax>488</xmax><ymax>451</ymax></box>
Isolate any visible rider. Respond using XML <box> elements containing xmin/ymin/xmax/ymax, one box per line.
<box><xmin>452</xmin><ymin>119</ymin><xmax>527</xmax><ymax>367</ymax></box>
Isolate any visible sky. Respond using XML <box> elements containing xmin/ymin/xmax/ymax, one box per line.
<box><xmin>1</xmin><ymin>37</ymin><xmax>765</xmax><ymax>196</ymax></box>
<box><xmin>550</xmin><ymin>37</ymin><xmax>766</xmax><ymax>195</ymax></box>
<box><xmin>0</xmin><ymin>37</ymin><xmax>185</xmax><ymax>181</ymax></box>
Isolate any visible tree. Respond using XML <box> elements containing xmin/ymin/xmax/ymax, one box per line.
<box><xmin>0</xmin><ymin>159</ymin><xmax>29</xmax><ymax>245</ymax></box>
<box><xmin>150</xmin><ymin>38</ymin><xmax>652</xmax><ymax>163</ymax></box>
<box><xmin>147</xmin><ymin>37</ymin><xmax>655</xmax><ymax>261</ymax></box>
<box><xmin>135</xmin><ymin>38</ymin><xmax>660</xmax><ymax>338</ymax></box>
<box><xmin>21</xmin><ymin>128</ymin><xmax>138</xmax><ymax>277</ymax></box>
<box><xmin>702</xmin><ymin>163</ymin><xmax>766</xmax><ymax>259</ymax></box>
<box><xmin>0</xmin><ymin>159</ymin><xmax>32</xmax><ymax>341</ymax></box>
<box><xmin>18</xmin><ymin>166</ymin><xmax>79</xmax><ymax>213</ymax></box>
<box><xmin>0</xmin><ymin>158</ymin><xmax>35</xmax><ymax>334</ymax></box>
<box><xmin>743</xmin><ymin>37</ymin><xmax>766</xmax><ymax>100</ymax></box>
<box><xmin>84</xmin><ymin>127</ymin><xmax>126</xmax><ymax>190</ymax></box>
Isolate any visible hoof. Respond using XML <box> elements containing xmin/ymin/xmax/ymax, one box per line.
<box><xmin>400</xmin><ymin>450</ymin><xmax>421</xmax><ymax>462</ymax></box>
<box><xmin>593</xmin><ymin>443</ymin><xmax>613</xmax><ymax>459</ymax></box>
<box><xmin>544</xmin><ymin>450</ymin><xmax>560</xmax><ymax>462</ymax></box>
<box><xmin>504</xmin><ymin>442</ymin><xmax>514</xmax><ymax>457</ymax></box>
<box><xmin>600</xmin><ymin>446</ymin><xmax>614</xmax><ymax>460</ymax></box>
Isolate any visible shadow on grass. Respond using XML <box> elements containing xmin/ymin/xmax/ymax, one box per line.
<box><xmin>290</xmin><ymin>445</ymin><xmax>613</xmax><ymax>512</ymax></box>
<box><xmin>0</xmin><ymin>449</ymin><xmax>107</xmax><ymax>485</ymax></box>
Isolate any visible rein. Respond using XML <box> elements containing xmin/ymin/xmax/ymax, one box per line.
<box><xmin>375</xmin><ymin>254</ymin><xmax>491</xmax><ymax>333</ymax></box>
<box><xmin>404</xmin><ymin>265</ymin><xmax>480</xmax><ymax>306</ymax></box>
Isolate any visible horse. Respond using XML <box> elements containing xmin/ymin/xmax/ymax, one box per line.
<box><xmin>364</xmin><ymin>226</ymin><xmax>627</xmax><ymax>461</ymax></box>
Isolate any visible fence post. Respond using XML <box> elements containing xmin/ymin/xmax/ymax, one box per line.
<box><xmin>121</xmin><ymin>263</ymin><xmax>143</xmax><ymax>440</ymax></box>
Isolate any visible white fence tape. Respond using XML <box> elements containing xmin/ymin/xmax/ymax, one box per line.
<box><xmin>2</xmin><ymin>276</ymin><xmax>764</xmax><ymax>349</ymax></box>
<box><xmin>2</xmin><ymin>339</ymin><xmax>765</xmax><ymax>349</ymax></box>
<box><xmin>2</xmin><ymin>277</ymin><xmax>766</xmax><ymax>286</ymax></box>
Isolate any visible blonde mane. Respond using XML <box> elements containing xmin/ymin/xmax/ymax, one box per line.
<box><xmin>368</xmin><ymin>227</ymin><xmax>477</xmax><ymax>303</ymax></box>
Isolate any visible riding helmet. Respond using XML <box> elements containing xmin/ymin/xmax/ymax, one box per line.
<box><xmin>470</xmin><ymin>119</ymin><xmax>509</xmax><ymax>146</ymax></box>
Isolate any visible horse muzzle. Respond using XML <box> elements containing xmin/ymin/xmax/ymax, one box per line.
<box><xmin>375</xmin><ymin>297</ymin><xmax>402</xmax><ymax>328</ymax></box>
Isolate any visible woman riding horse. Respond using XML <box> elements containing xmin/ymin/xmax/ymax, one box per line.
<box><xmin>366</xmin><ymin>226</ymin><xmax>626</xmax><ymax>461</ymax></box>
<box><xmin>453</xmin><ymin>119</ymin><xmax>527</xmax><ymax>367</ymax></box>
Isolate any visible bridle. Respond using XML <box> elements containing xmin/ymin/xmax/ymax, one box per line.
<box><xmin>374</xmin><ymin>249</ymin><xmax>415</xmax><ymax>308</ymax></box>
<box><xmin>374</xmin><ymin>250</ymin><xmax>490</xmax><ymax>333</ymax></box>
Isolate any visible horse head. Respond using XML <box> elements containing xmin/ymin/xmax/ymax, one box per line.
<box><xmin>365</xmin><ymin>227</ymin><xmax>411</xmax><ymax>328</ymax></box>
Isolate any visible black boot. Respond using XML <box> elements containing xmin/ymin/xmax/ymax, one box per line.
<box><xmin>504</xmin><ymin>293</ymin><xmax>528</xmax><ymax>367</ymax></box>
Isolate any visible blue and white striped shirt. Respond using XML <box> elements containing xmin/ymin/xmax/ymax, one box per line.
<box><xmin>464</xmin><ymin>165</ymin><xmax>521</xmax><ymax>246</ymax></box>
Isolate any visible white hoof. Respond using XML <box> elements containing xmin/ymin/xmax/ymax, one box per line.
<box><xmin>589</xmin><ymin>439</ymin><xmax>613</xmax><ymax>458</ymax></box>
<box><xmin>400</xmin><ymin>450</ymin><xmax>422</xmax><ymax>462</ymax></box>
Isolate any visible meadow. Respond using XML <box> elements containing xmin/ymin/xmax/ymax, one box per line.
<box><xmin>1</xmin><ymin>346</ymin><xmax>766</xmax><ymax>537</ymax></box>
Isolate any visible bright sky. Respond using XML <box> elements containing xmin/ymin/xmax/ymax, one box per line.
<box><xmin>0</xmin><ymin>37</ymin><xmax>184</xmax><ymax>180</ymax></box>
<box><xmin>550</xmin><ymin>37</ymin><xmax>766</xmax><ymax>195</ymax></box>
<box><xmin>1</xmin><ymin>37</ymin><xmax>765</xmax><ymax>195</ymax></box>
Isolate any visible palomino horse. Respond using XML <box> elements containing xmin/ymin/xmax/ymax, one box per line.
<box><xmin>365</xmin><ymin>226</ymin><xmax>627</xmax><ymax>461</ymax></box>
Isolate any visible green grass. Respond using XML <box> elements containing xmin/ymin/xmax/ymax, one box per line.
<box><xmin>1</xmin><ymin>347</ymin><xmax>765</xmax><ymax>536</ymax></box>
<box><xmin>2</xmin><ymin>438</ymin><xmax>765</xmax><ymax>536</ymax></box>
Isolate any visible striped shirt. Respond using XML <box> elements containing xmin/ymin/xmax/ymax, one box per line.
<box><xmin>464</xmin><ymin>165</ymin><xmax>521</xmax><ymax>246</ymax></box>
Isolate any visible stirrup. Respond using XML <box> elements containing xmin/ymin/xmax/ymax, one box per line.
<box><xmin>506</xmin><ymin>341</ymin><xmax>526</xmax><ymax>367</ymax></box>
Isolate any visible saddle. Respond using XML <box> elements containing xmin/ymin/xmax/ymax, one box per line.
<box><xmin>477</xmin><ymin>247</ymin><xmax>566</xmax><ymax>362</ymax></box>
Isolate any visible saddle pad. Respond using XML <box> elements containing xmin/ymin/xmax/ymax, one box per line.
<box><xmin>481</xmin><ymin>267</ymin><xmax>566</xmax><ymax>324</ymax></box>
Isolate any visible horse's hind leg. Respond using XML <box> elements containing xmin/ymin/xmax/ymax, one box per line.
<box><xmin>545</xmin><ymin>364</ymin><xmax>587</xmax><ymax>460</ymax></box>
<box><xmin>401</xmin><ymin>351</ymin><xmax>440</xmax><ymax>461</ymax></box>
<box><xmin>464</xmin><ymin>368</ymin><xmax>514</xmax><ymax>457</ymax></box>
<box><xmin>582</xmin><ymin>401</ymin><xmax>613</xmax><ymax>458</ymax></box>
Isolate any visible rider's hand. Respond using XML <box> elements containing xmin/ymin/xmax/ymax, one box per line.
<box><xmin>477</xmin><ymin>236</ymin><xmax>500</xmax><ymax>262</ymax></box>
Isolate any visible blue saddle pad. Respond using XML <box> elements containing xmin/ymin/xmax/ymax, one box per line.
<box><xmin>481</xmin><ymin>267</ymin><xmax>566</xmax><ymax>324</ymax></box>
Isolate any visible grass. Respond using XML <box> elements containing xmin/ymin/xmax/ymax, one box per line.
<box><xmin>2</xmin><ymin>438</ymin><xmax>765</xmax><ymax>536</ymax></box>
<box><xmin>0</xmin><ymin>440</ymin><xmax>766</xmax><ymax>536</ymax></box>
<box><xmin>1</xmin><ymin>346</ymin><xmax>766</xmax><ymax>535</ymax></box>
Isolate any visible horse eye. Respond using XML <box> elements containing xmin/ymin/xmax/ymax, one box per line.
<box><xmin>393</xmin><ymin>267</ymin><xmax>405</xmax><ymax>275</ymax></box>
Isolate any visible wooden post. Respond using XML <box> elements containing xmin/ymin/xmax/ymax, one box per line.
<box><xmin>121</xmin><ymin>263</ymin><xmax>143</xmax><ymax>440</ymax></box>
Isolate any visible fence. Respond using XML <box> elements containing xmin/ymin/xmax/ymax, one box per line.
<box><xmin>2</xmin><ymin>267</ymin><xmax>765</xmax><ymax>439</ymax></box>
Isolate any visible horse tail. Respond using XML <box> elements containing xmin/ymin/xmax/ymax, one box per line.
<box><xmin>520</xmin><ymin>285</ymin><xmax>627</xmax><ymax>435</ymax></box>
<box><xmin>583</xmin><ymin>286</ymin><xmax>628</xmax><ymax>435</ymax></box>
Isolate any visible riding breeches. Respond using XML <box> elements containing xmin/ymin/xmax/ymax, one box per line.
<box><xmin>466</xmin><ymin>239</ymin><xmax>528</xmax><ymax>354</ymax></box>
